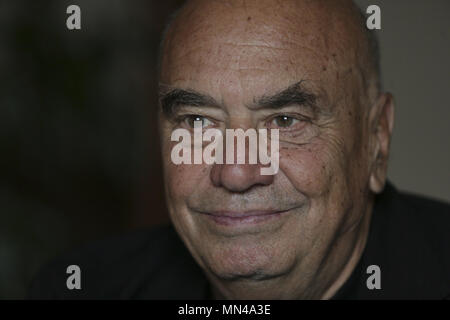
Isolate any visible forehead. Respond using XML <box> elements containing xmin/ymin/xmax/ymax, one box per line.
<box><xmin>160</xmin><ymin>0</ymin><xmax>358</xmax><ymax>102</ymax></box>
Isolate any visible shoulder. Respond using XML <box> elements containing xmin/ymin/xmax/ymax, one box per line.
<box><xmin>383</xmin><ymin>184</ymin><xmax>450</xmax><ymax>255</ymax></box>
<box><xmin>366</xmin><ymin>182</ymin><xmax>450</xmax><ymax>298</ymax></box>
<box><xmin>29</xmin><ymin>225</ymin><xmax>207</xmax><ymax>299</ymax></box>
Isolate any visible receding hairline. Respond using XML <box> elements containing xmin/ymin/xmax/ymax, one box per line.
<box><xmin>157</xmin><ymin>0</ymin><xmax>382</xmax><ymax>93</ymax></box>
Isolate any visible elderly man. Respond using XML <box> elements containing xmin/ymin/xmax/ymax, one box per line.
<box><xmin>31</xmin><ymin>0</ymin><xmax>450</xmax><ymax>300</ymax></box>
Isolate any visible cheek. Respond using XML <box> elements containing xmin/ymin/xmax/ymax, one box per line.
<box><xmin>278</xmin><ymin>132</ymin><xmax>368</xmax><ymax>234</ymax></box>
<box><xmin>163</xmin><ymin>162</ymin><xmax>211</xmax><ymax>246</ymax></box>
<box><xmin>164</xmin><ymin>162</ymin><xmax>209</xmax><ymax>204</ymax></box>
<box><xmin>160</xmin><ymin>130</ymin><xmax>204</xmax><ymax>202</ymax></box>
<box><xmin>278</xmin><ymin>141</ymin><xmax>353</xmax><ymax>245</ymax></box>
<box><xmin>279</xmin><ymin>141</ymin><xmax>338</xmax><ymax>198</ymax></box>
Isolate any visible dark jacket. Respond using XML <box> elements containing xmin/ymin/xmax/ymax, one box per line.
<box><xmin>29</xmin><ymin>182</ymin><xmax>450</xmax><ymax>299</ymax></box>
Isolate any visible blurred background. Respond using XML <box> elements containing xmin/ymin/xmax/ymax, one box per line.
<box><xmin>0</xmin><ymin>0</ymin><xmax>449</xmax><ymax>299</ymax></box>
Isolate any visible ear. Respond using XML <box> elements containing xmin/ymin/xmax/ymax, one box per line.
<box><xmin>368</xmin><ymin>93</ymin><xmax>395</xmax><ymax>194</ymax></box>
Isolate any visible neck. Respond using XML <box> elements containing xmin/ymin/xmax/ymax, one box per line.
<box><xmin>320</xmin><ymin>203</ymin><xmax>373</xmax><ymax>299</ymax></box>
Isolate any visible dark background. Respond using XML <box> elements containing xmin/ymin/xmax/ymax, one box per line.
<box><xmin>1</xmin><ymin>0</ymin><xmax>449</xmax><ymax>299</ymax></box>
<box><xmin>0</xmin><ymin>0</ymin><xmax>183</xmax><ymax>298</ymax></box>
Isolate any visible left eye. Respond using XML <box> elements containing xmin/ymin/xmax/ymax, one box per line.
<box><xmin>270</xmin><ymin>115</ymin><xmax>299</xmax><ymax>128</ymax></box>
<box><xmin>184</xmin><ymin>115</ymin><xmax>214</xmax><ymax>128</ymax></box>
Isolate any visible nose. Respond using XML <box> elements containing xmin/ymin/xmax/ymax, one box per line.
<box><xmin>209</xmin><ymin>122</ymin><xmax>277</xmax><ymax>192</ymax></box>
<box><xmin>210</xmin><ymin>162</ymin><xmax>274</xmax><ymax>193</ymax></box>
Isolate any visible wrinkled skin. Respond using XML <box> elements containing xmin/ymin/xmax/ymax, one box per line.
<box><xmin>158</xmin><ymin>0</ymin><xmax>394</xmax><ymax>299</ymax></box>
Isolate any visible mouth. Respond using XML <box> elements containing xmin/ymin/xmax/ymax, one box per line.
<box><xmin>196</xmin><ymin>209</ymin><xmax>293</xmax><ymax>227</ymax></box>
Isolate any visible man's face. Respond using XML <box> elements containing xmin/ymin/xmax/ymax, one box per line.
<box><xmin>158</xmin><ymin>0</ymin><xmax>375</xmax><ymax>293</ymax></box>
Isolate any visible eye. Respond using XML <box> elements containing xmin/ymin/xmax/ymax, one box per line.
<box><xmin>270</xmin><ymin>115</ymin><xmax>300</xmax><ymax>128</ymax></box>
<box><xmin>184</xmin><ymin>115</ymin><xmax>215</xmax><ymax>129</ymax></box>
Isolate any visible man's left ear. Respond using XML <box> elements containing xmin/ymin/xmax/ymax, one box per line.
<box><xmin>369</xmin><ymin>92</ymin><xmax>395</xmax><ymax>194</ymax></box>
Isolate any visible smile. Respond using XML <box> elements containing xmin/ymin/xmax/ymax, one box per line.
<box><xmin>197</xmin><ymin>209</ymin><xmax>293</xmax><ymax>227</ymax></box>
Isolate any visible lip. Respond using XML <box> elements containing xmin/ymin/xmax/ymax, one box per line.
<box><xmin>197</xmin><ymin>209</ymin><xmax>292</xmax><ymax>226</ymax></box>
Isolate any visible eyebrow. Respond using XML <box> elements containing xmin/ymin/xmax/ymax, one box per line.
<box><xmin>159</xmin><ymin>88</ymin><xmax>220</xmax><ymax>117</ymax></box>
<box><xmin>159</xmin><ymin>81</ymin><xmax>318</xmax><ymax>116</ymax></box>
<box><xmin>252</xmin><ymin>81</ymin><xmax>318</xmax><ymax>112</ymax></box>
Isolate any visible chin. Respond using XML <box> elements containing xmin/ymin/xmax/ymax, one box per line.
<box><xmin>200</xmin><ymin>237</ymin><xmax>295</xmax><ymax>281</ymax></box>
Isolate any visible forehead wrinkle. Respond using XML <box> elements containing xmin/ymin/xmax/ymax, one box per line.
<box><xmin>220</xmin><ymin>41</ymin><xmax>288</xmax><ymax>51</ymax></box>
<box><xmin>165</xmin><ymin>16</ymin><xmax>338</xmax><ymax>78</ymax></box>
<box><xmin>166</xmin><ymin>1</ymin><xmax>338</xmax><ymax>66</ymax></box>
<box><xmin>163</xmin><ymin>0</ymin><xmax>373</xmax><ymax>112</ymax></box>
<box><xmin>169</xmin><ymin>1</ymin><xmax>333</xmax><ymax>53</ymax></box>
<box><xmin>167</xmin><ymin>0</ymin><xmax>362</xmax><ymax>61</ymax></box>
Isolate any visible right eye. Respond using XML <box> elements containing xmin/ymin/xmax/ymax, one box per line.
<box><xmin>184</xmin><ymin>115</ymin><xmax>215</xmax><ymax>129</ymax></box>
